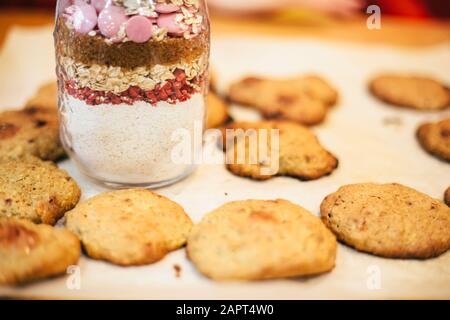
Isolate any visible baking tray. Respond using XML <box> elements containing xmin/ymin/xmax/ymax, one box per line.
<box><xmin>0</xmin><ymin>26</ymin><xmax>449</xmax><ymax>299</ymax></box>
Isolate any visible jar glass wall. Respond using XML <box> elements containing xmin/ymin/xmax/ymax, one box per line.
<box><xmin>54</xmin><ymin>0</ymin><xmax>210</xmax><ymax>188</ymax></box>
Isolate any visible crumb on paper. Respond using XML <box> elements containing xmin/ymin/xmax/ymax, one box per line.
<box><xmin>382</xmin><ymin>116</ymin><xmax>403</xmax><ymax>126</ymax></box>
<box><xmin>174</xmin><ymin>264</ymin><xmax>182</xmax><ymax>278</ymax></box>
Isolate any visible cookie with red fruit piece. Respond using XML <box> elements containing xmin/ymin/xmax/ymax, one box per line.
<box><xmin>228</xmin><ymin>75</ymin><xmax>338</xmax><ymax>126</ymax></box>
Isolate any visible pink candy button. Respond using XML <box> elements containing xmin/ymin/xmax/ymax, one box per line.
<box><xmin>98</xmin><ymin>5</ymin><xmax>128</xmax><ymax>38</ymax></box>
<box><xmin>69</xmin><ymin>4</ymin><xmax>97</xmax><ymax>34</ymax></box>
<box><xmin>91</xmin><ymin>0</ymin><xmax>107</xmax><ymax>13</ymax></box>
<box><xmin>72</xmin><ymin>0</ymin><xmax>87</xmax><ymax>5</ymax></box>
<box><xmin>126</xmin><ymin>15</ymin><xmax>153</xmax><ymax>43</ymax></box>
<box><xmin>155</xmin><ymin>3</ymin><xmax>180</xmax><ymax>14</ymax></box>
<box><xmin>157</xmin><ymin>13</ymin><xmax>185</xmax><ymax>35</ymax></box>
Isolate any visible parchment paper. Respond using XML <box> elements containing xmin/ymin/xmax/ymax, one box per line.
<box><xmin>0</xmin><ymin>26</ymin><xmax>449</xmax><ymax>299</ymax></box>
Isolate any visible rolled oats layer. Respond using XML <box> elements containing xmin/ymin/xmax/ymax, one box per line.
<box><xmin>60</xmin><ymin>54</ymin><xmax>207</xmax><ymax>93</ymax></box>
<box><xmin>55</xmin><ymin>17</ymin><xmax>209</xmax><ymax>68</ymax></box>
<box><xmin>63</xmin><ymin>69</ymin><xmax>205</xmax><ymax>106</ymax></box>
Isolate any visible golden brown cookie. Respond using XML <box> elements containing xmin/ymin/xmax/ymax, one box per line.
<box><xmin>65</xmin><ymin>189</ymin><xmax>193</xmax><ymax>266</ymax></box>
<box><xmin>0</xmin><ymin>156</ymin><xmax>81</xmax><ymax>225</ymax></box>
<box><xmin>222</xmin><ymin>121</ymin><xmax>338</xmax><ymax>181</ymax></box>
<box><xmin>0</xmin><ymin>106</ymin><xmax>64</xmax><ymax>161</ymax></box>
<box><xmin>417</xmin><ymin>117</ymin><xmax>450</xmax><ymax>162</ymax></box>
<box><xmin>25</xmin><ymin>81</ymin><xmax>58</xmax><ymax>110</ymax></box>
<box><xmin>445</xmin><ymin>187</ymin><xmax>450</xmax><ymax>206</ymax></box>
<box><xmin>187</xmin><ymin>199</ymin><xmax>337</xmax><ymax>280</ymax></box>
<box><xmin>228</xmin><ymin>75</ymin><xmax>338</xmax><ymax>126</ymax></box>
<box><xmin>369</xmin><ymin>74</ymin><xmax>450</xmax><ymax>110</ymax></box>
<box><xmin>206</xmin><ymin>92</ymin><xmax>230</xmax><ymax>129</ymax></box>
<box><xmin>297</xmin><ymin>75</ymin><xmax>339</xmax><ymax>107</ymax></box>
<box><xmin>321</xmin><ymin>183</ymin><xmax>450</xmax><ymax>259</ymax></box>
<box><xmin>0</xmin><ymin>217</ymin><xmax>80</xmax><ymax>285</ymax></box>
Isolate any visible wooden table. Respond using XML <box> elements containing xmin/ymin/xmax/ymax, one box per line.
<box><xmin>0</xmin><ymin>8</ymin><xmax>449</xmax><ymax>49</ymax></box>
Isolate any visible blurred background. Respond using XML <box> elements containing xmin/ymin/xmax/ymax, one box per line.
<box><xmin>1</xmin><ymin>0</ymin><xmax>450</xmax><ymax>18</ymax></box>
<box><xmin>0</xmin><ymin>0</ymin><xmax>449</xmax><ymax>47</ymax></box>
<box><xmin>1</xmin><ymin>0</ymin><xmax>449</xmax><ymax>18</ymax></box>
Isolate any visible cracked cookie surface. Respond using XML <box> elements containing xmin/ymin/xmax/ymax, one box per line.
<box><xmin>0</xmin><ymin>156</ymin><xmax>81</xmax><ymax>225</ymax></box>
<box><xmin>223</xmin><ymin>121</ymin><xmax>338</xmax><ymax>181</ymax></box>
<box><xmin>321</xmin><ymin>183</ymin><xmax>450</xmax><ymax>259</ymax></box>
<box><xmin>228</xmin><ymin>75</ymin><xmax>338</xmax><ymax>126</ymax></box>
<box><xmin>66</xmin><ymin>189</ymin><xmax>193</xmax><ymax>266</ymax></box>
<box><xmin>187</xmin><ymin>199</ymin><xmax>337</xmax><ymax>280</ymax></box>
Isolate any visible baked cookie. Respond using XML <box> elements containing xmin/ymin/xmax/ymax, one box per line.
<box><xmin>25</xmin><ymin>81</ymin><xmax>58</xmax><ymax>110</ymax></box>
<box><xmin>206</xmin><ymin>92</ymin><xmax>230</xmax><ymax>129</ymax></box>
<box><xmin>321</xmin><ymin>183</ymin><xmax>450</xmax><ymax>259</ymax></box>
<box><xmin>228</xmin><ymin>75</ymin><xmax>338</xmax><ymax>125</ymax></box>
<box><xmin>417</xmin><ymin>117</ymin><xmax>450</xmax><ymax>162</ymax></box>
<box><xmin>0</xmin><ymin>107</ymin><xmax>64</xmax><ymax>161</ymax></box>
<box><xmin>187</xmin><ymin>199</ymin><xmax>337</xmax><ymax>280</ymax></box>
<box><xmin>65</xmin><ymin>189</ymin><xmax>193</xmax><ymax>266</ymax></box>
<box><xmin>0</xmin><ymin>156</ymin><xmax>81</xmax><ymax>225</ymax></box>
<box><xmin>0</xmin><ymin>217</ymin><xmax>80</xmax><ymax>285</ymax></box>
<box><xmin>445</xmin><ymin>187</ymin><xmax>450</xmax><ymax>206</ymax></box>
<box><xmin>296</xmin><ymin>75</ymin><xmax>339</xmax><ymax>107</ymax></box>
<box><xmin>369</xmin><ymin>74</ymin><xmax>450</xmax><ymax>110</ymax></box>
<box><xmin>222</xmin><ymin>121</ymin><xmax>338</xmax><ymax>180</ymax></box>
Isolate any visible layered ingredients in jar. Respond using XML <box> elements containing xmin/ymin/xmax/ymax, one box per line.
<box><xmin>54</xmin><ymin>0</ymin><xmax>209</xmax><ymax>186</ymax></box>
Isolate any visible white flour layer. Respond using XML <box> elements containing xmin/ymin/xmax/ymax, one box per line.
<box><xmin>60</xmin><ymin>94</ymin><xmax>205</xmax><ymax>185</ymax></box>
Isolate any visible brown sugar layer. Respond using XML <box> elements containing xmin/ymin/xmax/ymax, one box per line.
<box><xmin>55</xmin><ymin>17</ymin><xmax>209</xmax><ymax>69</ymax></box>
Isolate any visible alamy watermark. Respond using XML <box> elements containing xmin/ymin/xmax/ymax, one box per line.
<box><xmin>366</xmin><ymin>265</ymin><xmax>382</xmax><ymax>290</ymax></box>
<box><xmin>170</xmin><ymin>122</ymin><xmax>280</xmax><ymax>176</ymax></box>
<box><xmin>66</xmin><ymin>265</ymin><xmax>81</xmax><ymax>290</ymax></box>
<box><xmin>367</xmin><ymin>5</ymin><xmax>382</xmax><ymax>30</ymax></box>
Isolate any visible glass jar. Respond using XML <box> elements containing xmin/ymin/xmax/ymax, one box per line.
<box><xmin>54</xmin><ymin>0</ymin><xmax>209</xmax><ymax>188</ymax></box>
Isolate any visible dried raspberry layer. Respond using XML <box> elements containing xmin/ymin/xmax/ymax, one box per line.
<box><xmin>65</xmin><ymin>69</ymin><xmax>204</xmax><ymax>106</ymax></box>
